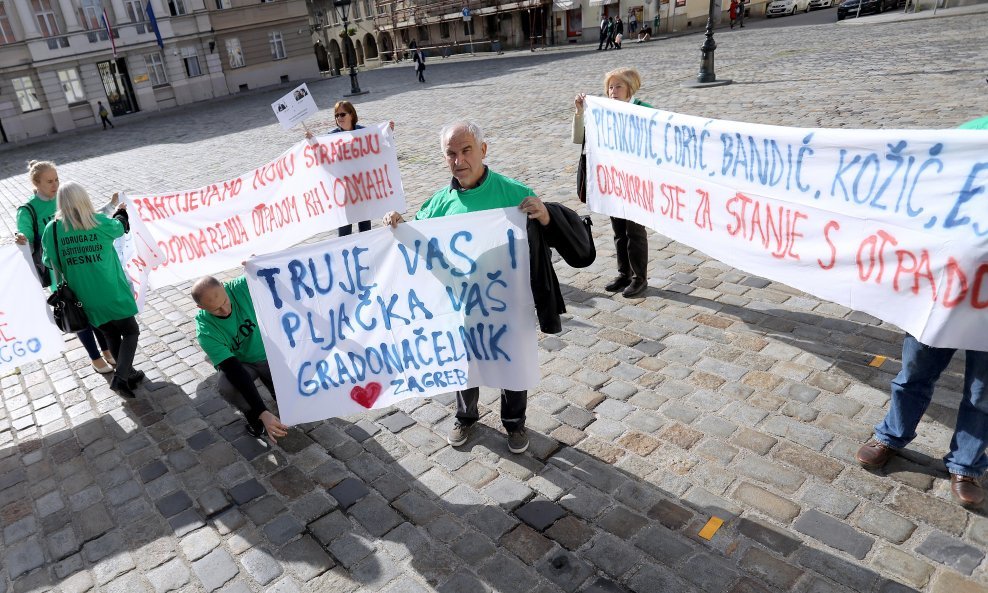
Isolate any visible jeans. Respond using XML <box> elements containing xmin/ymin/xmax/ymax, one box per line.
<box><xmin>456</xmin><ymin>387</ymin><xmax>527</xmax><ymax>432</ymax></box>
<box><xmin>77</xmin><ymin>326</ymin><xmax>108</xmax><ymax>360</ymax></box>
<box><xmin>338</xmin><ymin>219</ymin><xmax>372</xmax><ymax>237</ymax></box>
<box><xmin>874</xmin><ymin>334</ymin><xmax>988</xmax><ymax>477</ymax></box>
<box><xmin>611</xmin><ymin>216</ymin><xmax>648</xmax><ymax>282</ymax></box>
<box><xmin>97</xmin><ymin>317</ymin><xmax>140</xmax><ymax>383</ymax></box>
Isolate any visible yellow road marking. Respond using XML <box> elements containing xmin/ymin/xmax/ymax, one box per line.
<box><xmin>869</xmin><ymin>355</ymin><xmax>887</xmax><ymax>368</ymax></box>
<box><xmin>698</xmin><ymin>517</ymin><xmax>724</xmax><ymax>540</ymax></box>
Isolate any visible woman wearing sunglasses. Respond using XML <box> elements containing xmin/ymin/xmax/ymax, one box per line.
<box><xmin>306</xmin><ymin>100</ymin><xmax>395</xmax><ymax>237</ymax></box>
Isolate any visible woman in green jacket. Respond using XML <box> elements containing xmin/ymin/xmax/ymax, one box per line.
<box><xmin>41</xmin><ymin>182</ymin><xmax>143</xmax><ymax>398</ymax></box>
<box><xmin>14</xmin><ymin>160</ymin><xmax>115</xmax><ymax>374</ymax></box>
<box><xmin>573</xmin><ymin>67</ymin><xmax>652</xmax><ymax>298</ymax></box>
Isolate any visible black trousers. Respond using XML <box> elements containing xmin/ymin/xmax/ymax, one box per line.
<box><xmin>597</xmin><ymin>32</ymin><xmax>607</xmax><ymax>49</ymax></box>
<box><xmin>456</xmin><ymin>387</ymin><xmax>527</xmax><ymax>432</ymax></box>
<box><xmin>611</xmin><ymin>216</ymin><xmax>648</xmax><ymax>281</ymax></box>
<box><xmin>338</xmin><ymin>219</ymin><xmax>372</xmax><ymax>237</ymax></box>
<box><xmin>97</xmin><ymin>316</ymin><xmax>140</xmax><ymax>383</ymax></box>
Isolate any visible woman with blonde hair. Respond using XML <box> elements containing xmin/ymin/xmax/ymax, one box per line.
<box><xmin>41</xmin><ymin>182</ymin><xmax>143</xmax><ymax>398</ymax></box>
<box><xmin>573</xmin><ymin>67</ymin><xmax>653</xmax><ymax>298</ymax></box>
<box><xmin>14</xmin><ymin>161</ymin><xmax>116</xmax><ymax>374</ymax></box>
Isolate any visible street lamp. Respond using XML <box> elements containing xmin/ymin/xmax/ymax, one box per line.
<box><xmin>334</xmin><ymin>0</ymin><xmax>368</xmax><ymax>96</ymax></box>
<box><xmin>681</xmin><ymin>0</ymin><xmax>732</xmax><ymax>88</ymax></box>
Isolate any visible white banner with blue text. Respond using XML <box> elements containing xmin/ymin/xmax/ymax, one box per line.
<box><xmin>0</xmin><ymin>246</ymin><xmax>65</xmax><ymax>374</ymax></box>
<box><xmin>245</xmin><ymin>208</ymin><xmax>540</xmax><ymax>424</ymax></box>
<box><xmin>584</xmin><ymin>96</ymin><xmax>988</xmax><ymax>350</ymax></box>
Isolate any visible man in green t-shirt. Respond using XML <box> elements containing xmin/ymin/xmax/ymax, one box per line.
<box><xmin>383</xmin><ymin>121</ymin><xmax>551</xmax><ymax>455</ymax></box>
<box><xmin>193</xmin><ymin>275</ymin><xmax>289</xmax><ymax>444</ymax></box>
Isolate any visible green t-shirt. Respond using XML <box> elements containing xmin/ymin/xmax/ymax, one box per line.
<box><xmin>41</xmin><ymin>214</ymin><xmax>137</xmax><ymax>327</ymax></box>
<box><xmin>958</xmin><ymin>116</ymin><xmax>988</xmax><ymax>130</ymax></box>
<box><xmin>196</xmin><ymin>276</ymin><xmax>266</xmax><ymax>366</ymax></box>
<box><xmin>415</xmin><ymin>169</ymin><xmax>536</xmax><ymax>220</ymax></box>
<box><xmin>17</xmin><ymin>193</ymin><xmax>57</xmax><ymax>286</ymax></box>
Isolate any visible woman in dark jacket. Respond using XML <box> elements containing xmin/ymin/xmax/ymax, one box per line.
<box><xmin>573</xmin><ymin>68</ymin><xmax>652</xmax><ymax>298</ymax></box>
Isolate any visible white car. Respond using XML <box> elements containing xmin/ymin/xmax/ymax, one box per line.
<box><xmin>766</xmin><ymin>0</ymin><xmax>811</xmax><ymax>16</ymax></box>
<box><xmin>809</xmin><ymin>0</ymin><xmax>834</xmax><ymax>8</ymax></box>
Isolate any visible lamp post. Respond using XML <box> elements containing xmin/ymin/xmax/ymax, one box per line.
<box><xmin>334</xmin><ymin>0</ymin><xmax>368</xmax><ymax>96</ymax></box>
<box><xmin>681</xmin><ymin>0</ymin><xmax>732</xmax><ymax>88</ymax></box>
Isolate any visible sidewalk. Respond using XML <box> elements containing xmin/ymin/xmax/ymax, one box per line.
<box><xmin>840</xmin><ymin>0</ymin><xmax>988</xmax><ymax>24</ymax></box>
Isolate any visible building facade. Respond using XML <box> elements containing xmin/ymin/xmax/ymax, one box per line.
<box><xmin>0</xmin><ymin>0</ymin><xmax>319</xmax><ymax>144</ymax></box>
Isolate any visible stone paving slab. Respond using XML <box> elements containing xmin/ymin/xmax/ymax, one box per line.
<box><xmin>2</xmin><ymin>13</ymin><xmax>988</xmax><ymax>593</ymax></box>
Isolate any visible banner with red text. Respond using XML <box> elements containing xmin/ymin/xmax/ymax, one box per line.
<box><xmin>244</xmin><ymin>209</ymin><xmax>540</xmax><ymax>425</ymax></box>
<box><xmin>125</xmin><ymin>122</ymin><xmax>404</xmax><ymax>296</ymax></box>
<box><xmin>0</xmin><ymin>246</ymin><xmax>64</xmax><ymax>374</ymax></box>
<box><xmin>584</xmin><ymin>96</ymin><xmax>988</xmax><ymax>350</ymax></box>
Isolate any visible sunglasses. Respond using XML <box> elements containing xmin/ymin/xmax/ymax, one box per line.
<box><xmin>335</xmin><ymin>112</ymin><xmax>349</xmax><ymax>118</ymax></box>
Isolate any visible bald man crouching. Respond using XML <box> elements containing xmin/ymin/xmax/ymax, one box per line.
<box><xmin>192</xmin><ymin>275</ymin><xmax>289</xmax><ymax>445</ymax></box>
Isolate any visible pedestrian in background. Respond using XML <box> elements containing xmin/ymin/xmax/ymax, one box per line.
<box><xmin>572</xmin><ymin>68</ymin><xmax>652</xmax><ymax>298</ymax></box>
<box><xmin>597</xmin><ymin>15</ymin><xmax>608</xmax><ymax>50</ymax></box>
<box><xmin>41</xmin><ymin>182</ymin><xmax>143</xmax><ymax>398</ymax></box>
<box><xmin>604</xmin><ymin>17</ymin><xmax>615</xmax><ymax>50</ymax></box>
<box><xmin>411</xmin><ymin>41</ymin><xmax>426</xmax><ymax>83</ymax></box>
<box><xmin>97</xmin><ymin>101</ymin><xmax>114</xmax><ymax>130</ymax></box>
<box><xmin>14</xmin><ymin>161</ymin><xmax>116</xmax><ymax>375</ymax></box>
<box><xmin>730</xmin><ymin>0</ymin><xmax>740</xmax><ymax>28</ymax></box>
<box><xmin>737</xmin><ymin>0</ymin><xmax>746</xmax><ymax>28</ymax></box>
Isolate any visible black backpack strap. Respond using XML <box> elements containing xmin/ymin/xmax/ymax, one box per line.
<box><xmin>50</xmin><ymin>222</ymin><xmax>65</xmax><ymax>285</ymax></box>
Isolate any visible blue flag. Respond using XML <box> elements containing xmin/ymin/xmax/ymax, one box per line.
<box><xmin>145</xmin><ymin>1</ymin><xmax>164</xmax><ymax>49</ymax></box>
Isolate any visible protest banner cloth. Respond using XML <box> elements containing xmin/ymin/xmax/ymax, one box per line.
<box><xmin>0</xmin><ymin>245</ymin><xmax>65</xmax><ymax>373</ymax></box>
<box><xmin>244</xmin><ymin>208</ymin><xmax>540</xmax><ymax>425</ymax></box>
<box><xmin>124</xmin><ymin>122</ymin><xmax>405</xmax><ymax>299</ymax></box>
<box><xmin>271</xmin><ymin>83</ymin><xmax>318</xmax><ymax>130</ymax></box>
<box><xmin>583</xmin><ymin>96</ymin><xmax>988</xmax><ymax>351</ymax></box>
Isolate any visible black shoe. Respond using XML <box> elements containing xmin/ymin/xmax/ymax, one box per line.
<box><xmin>245</xmin><ymin>419</ymin><xmax>266</xmax><ymax>439</ymax></box>
<box><xmin>110</xmin><ymin>377</ymin><xmax>136</xmax><ymax>398</ymax></box>
<box><xmin>605</xmin><ymin>276</ymin><xmax>632</xmax><ymax>292</ymax></box>
<box><xmin>127</xmin><ymin>370</ymin><xmax>146</xmax><ymax>389</ymax></box>
<box><xmin>622</xmin><ymin>278</ymin><xmax>648</xmax><ymax>298</ymax></box>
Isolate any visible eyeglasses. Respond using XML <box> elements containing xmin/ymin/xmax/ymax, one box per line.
<box><xmin>335</xmin><ymin>112</ymin><xmax>349</xmax><ymax>119</ymax></box>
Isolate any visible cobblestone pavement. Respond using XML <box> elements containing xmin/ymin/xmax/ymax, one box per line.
<box><xmin>2</xmin><ymin>12</ymin><xmax>987</xmax><ymax>593</ymax></box>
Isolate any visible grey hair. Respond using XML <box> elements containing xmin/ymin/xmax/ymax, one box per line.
<box><xmin>439</xmin><ymin>121</ymin><xmax>484</xmax><ymax>151</ymax></box>
<box><xmin>56</xmin><ymin>182</ymin><xmax>98</xmax><ymax>231</ymax></box>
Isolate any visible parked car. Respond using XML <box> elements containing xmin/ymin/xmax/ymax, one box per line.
<box><xmin>766</xmin><ymin>0</ymin><xmax>812</xmax><ymax>17</ymax></box>
<box><xmin>836</xmin><ymin>0</ymin><xmax>897</xmax><ymax>19</ymax></box>
<box><xmin>809</xmin><ymin>0</ymin><xmax>834</xmax><ymax>8</ymax></box>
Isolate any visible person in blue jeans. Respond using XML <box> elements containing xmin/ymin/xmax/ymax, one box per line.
<box><xmin>855</xmin><ymin>116</ymin><xmax>988</xmax><ymax>508</ymax></box>
<box><xmin>856</xmin><ymin>335</ymin><xmax>987</xmax><ymax>507</ymax></box>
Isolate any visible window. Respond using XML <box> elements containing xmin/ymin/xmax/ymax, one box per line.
<box><xmin>330</xmin><ymin>9</ymin><xmax>339</xmax><ymax>25</ymax></box>
<box><xmin>215</xmin><ymin>0</ymin><xmax>229</xmax><ymax>7</ymax></box>
<box><xmin>377</xmin><ymin>2</ymin><xmax>386</xmax><ymax>15</ymax></box>
<box><xmin>0</xmin><ymin>1</ymin><xmax>16</xmax><ymax>45</ymax></box>
<box><xmin>225</xmin><ymin>38</ymin><xmax>244</xmax><ymax>68</ymax></box>
<box><xmin>463</xmin><ymin>20</ymin><xmax>474</xmax><ymax>36</ymax></box>
<box><xmin>80</xmin><ymin>0</ymin><xmax>100</xmax><ymax>29</ymax></box>
<box><xmin>352</xmin><ymin>1</ymin><xmax>361</xmax><ymax>19</ymax></box>
<box><xmin>58</xmin><ymin>68</ymin><xmax>85</xmax><ymax>103</ymax></box>
<box><xmin>126</xmin><ymin>0</ymin><xmax>148</xmax><ymax>34</ymax></box>
<box><xmin>168</xmin><ymin>0</ymin><xmax>187</xmax><ymax>16</ymax></box>
<box><xmin>440</xmin><ymin>21</ymin><xmax>449</xmax><ymax>39</ymax></box>
<box><xmin>363</xmin><ymin>0</ymin><xmax>372</xmax><ymax>19</ymax></box>
<box><xmin>32</xmin><ymin>0</ymin><xmax>59</xmax><ymax>37</ymax></box>
<box><xmin>13</xmin><ymin>77</ymin><xmax>41</xmax><ymax>112</ymax></box>
<box><xmin>144</xmin><ymin>52</ymin><xmax>167</xmax><ymax>85</ymax></box>
<box><xmin>417</xmin><ymin>26</ymin><xmax>427</xmax><ymax>42</ymax></box>
<box><xmin>181</xmin><ymin>46</ymin><xmax>202</xmax><ymax>77</ymax></box>
<box><xmin>268</xmin><ymin>31</ymin><xmax>285</xmax><ymax>60</ymax></box>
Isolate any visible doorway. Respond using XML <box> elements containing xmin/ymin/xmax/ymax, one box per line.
<box><xmin>97</xmin><ymin>58</ymin><xmax>139</xmax><ymax>117</ymax></box>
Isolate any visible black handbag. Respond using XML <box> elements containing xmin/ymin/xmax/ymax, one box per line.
<box><xmin>576</xmin><ymin>140</ymin><xmax>587</xmax><ymax>204</ymax></box>
<box><xmin>46</xmin><ymin>222</ymin><xmax>90</xmax><ymax>334</ymax></box>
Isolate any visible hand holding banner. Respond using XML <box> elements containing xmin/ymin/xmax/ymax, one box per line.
<box><xmin>245</xmin><ymin>208</ymin><xmax>540</xmax><ymax>425</ymax></box>
<box><xmin>583</xmin><ymin>96</ymin><xmax>988</xmax><ymax>350</ymax></box>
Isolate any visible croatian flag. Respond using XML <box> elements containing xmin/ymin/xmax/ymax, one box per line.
<box><xmin>101</xmin><ymin>8</ymin><xmax>117</xmax><ymax>57</ymax></box>
<box><xmin>145</xmin><ymin>1</ymin><xmax>164</xmax><ymax>49</ymax></box>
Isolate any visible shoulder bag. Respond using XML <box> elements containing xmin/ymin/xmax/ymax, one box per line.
<box><xmin>46</xmin><ymin>222</ymin><xmax>91</xmax><ymax>333</ymax></box>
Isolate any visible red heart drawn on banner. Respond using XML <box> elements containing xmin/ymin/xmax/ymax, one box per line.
<box><xmin>350</xmin><ymin>382</ymin><xmax>382</xmax><ymax>409</ymax></box>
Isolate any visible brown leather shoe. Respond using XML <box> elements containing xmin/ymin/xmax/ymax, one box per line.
<box><xmin>950</xmin><ymin>474</ymin><xmax>985</xmax><ymax>508</ymax></box>
<box><xmin>855</xmin><ymin>438</ymin><xmax>895</xmax><ymax>470</ymax></box>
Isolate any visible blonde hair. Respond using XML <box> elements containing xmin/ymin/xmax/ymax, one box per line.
<box><xmin>56</xmin><ymin>182</ymin><xmax>98</xmax><ymax>231</ymax></box>
<box><xmin>603</xmin><ymin>68</ymin><xmax>642</xmax><ymax>98</ymax></box>
<box><xmin>334</xmin><ymin>100</ymin><xmax>358</xmax><ymax>126</ymax></box>
<box><xmin>27</xmin><ymin>160</ymin><xmax>57</xmax><ymax>186</ymax></box>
